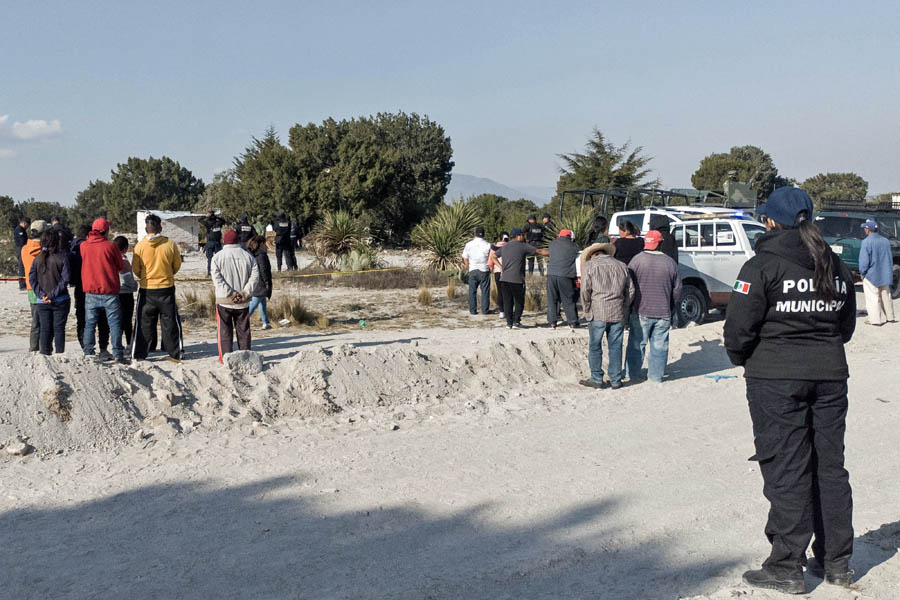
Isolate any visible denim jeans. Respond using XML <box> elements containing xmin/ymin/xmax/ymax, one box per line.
<box><xmin>588</xmin><ymin>319</ymin><xmax>625</xmax><ymax>385</ymax></box>
<box><xmin>625</xmin><ymin>315</ymin><xmax>671</xmax><ymax>382</ymax></box>
<box><xmin>248</xmin><ymin>296</ymin><xmax>270</xmax><ymax>325</ymax></box>
<box><xmin>84</xmin><ymin>293</ymin><xmax>124</xmax><ymax>359</ymax></box>
<box><xmin>37</xmin><ymin>298</ymin><xmax>70</xmax><ymax>355</ymax></box>
<box><xmin>468</xmin><ymin>269</ymin><xmax>491</xmax><ymax>314</ymax></box>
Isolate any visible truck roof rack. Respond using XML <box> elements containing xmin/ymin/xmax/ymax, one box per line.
<box><xmin>818</xmin><ymin>200</ymin><xmax>897</xmax><ymax>212</ymax></box>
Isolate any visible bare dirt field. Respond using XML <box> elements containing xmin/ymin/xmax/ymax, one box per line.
<box><xmin>1</xmin><ymin>249</ymin><xmax>898</xmax><ymax>599</ymax></box>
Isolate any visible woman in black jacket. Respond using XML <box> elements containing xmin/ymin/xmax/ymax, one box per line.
<box><xmin>724</xmin><ymin>188</ymin><xmax>856</xmax><ymax>594</ymax></box>
<box><xmin>613</xmin><ymin>220</ymin><xmax>644</xmax><ymax>265</ymax></box>
<box><xmin>29</xmin><ymin>229</ymin><xmax>71</xmax><ymax>355</ymax></box>
<box><xmin>246</xmin><ymin>235</ymin><xmax>273</xmax><ymax>330</ymax></box>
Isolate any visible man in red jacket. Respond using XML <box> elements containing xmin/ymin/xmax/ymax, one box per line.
<box><xmin>80</xmin><ymin>218</ymin><xmax>127</xmax><ymax>363</ymax></box>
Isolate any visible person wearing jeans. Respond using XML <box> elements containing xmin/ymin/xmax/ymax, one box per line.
<box><xmin>79</xmin><ymin>218</ymin><xmax>126</xmax><ymax>363</ymax></box>
<box><xmin>462</xmin><ymin>226</ymin><xmax>492</xmax><ymax>315</ymax></box>
<box><xmin>84</xmin><ymin>293</ymin><xmax>124</xmax><ymax>359</ymax></box>
<box><xmin>29</xmin><ymin>228</ymin><xmax>71</xmax><ymax>356</ymax></box>
<box><xmin>579</xmin><ymin>242</ymin><xmax>634</xmax><ymax>389</ymax></box>
<box><xmin>247</xmin><ymin>235</ymin><xmax>273</xmax><ymax>330</ymax></box>
<box><xmin>624</xmin><ymin>231</ymin><xmax>681</xmax><ymax>384</ymax></box>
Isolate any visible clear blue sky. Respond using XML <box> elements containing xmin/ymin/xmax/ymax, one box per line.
<box><xmin>2</xmin><ymin>0</ymin><xmax>898</xmax><ymax>205</ymax></box>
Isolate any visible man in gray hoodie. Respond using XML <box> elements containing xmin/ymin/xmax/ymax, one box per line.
<box><xmin>211</xmin><ymin>229</ymin><xmax>259</xmax><ymax>362</ymax></box>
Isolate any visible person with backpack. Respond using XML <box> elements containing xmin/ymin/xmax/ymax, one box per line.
<box><xmin>724</xmin><ymin>188</ymin><xmax>857</xmax><ymax>593</ymax></box>
<box><xmin>29</xmin><ymin>229</ymin><xmax>70</xmax><ymax>356</ymax></box>
<box><xmin>212</xmin><ymin>229</ymin><xmax>259</xmax><ymax>361</ymax></box>
<box><xmin>246</xmin><ymin>235</ymin><xmax>273</xmax><ymax>330</ymax></box>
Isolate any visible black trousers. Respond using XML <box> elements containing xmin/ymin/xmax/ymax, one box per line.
<box><xmin>500</xmin><ymin>281</ymin><xmax>525</xmax><ymax>326</ymax></box>
<box><xmin>205</xmin><ymin>241</ymin><xmax>222</xmax><ymax>276</ymax></box>
<box><xmin>216</xmin><ymin>305</ymin><xmax>251</xmax><ymax>360</ymax></box>
<box><xmin>75</xmin><ymin>290</ymin><xmax>108</xmax><ymax>351</ymax></box>
<box><xmin>119</xmin><ymin>293</ymin><xmax>134</xmax><ymax>346</ymax></box>
<box><xmin>493</xmin><ymin>272</ymin><xmax>504</xmax><ymax>313</ymax></box>
<box><xmin>526</xmin><ymin>255</ymin><xmax>543</xmax><ymax>274</ymax></box>
<box><xmin>746</xmin><ymin>378</ymin><xmax>853</xmax><ymax>574</ymax></box>
<box><xmin>37</xmin><ymin>299</ymin><xmax>70</xmax><ymax>355</ymax></box>
<box><xmin>16</xmin><ymin>249</ymin><xmax>26</xmax><ymax>290</ymax></box>
<box><xmin>276</xmin><ymin>244</ymin><xmax>297</xmax><ymax>270</ymax></box>
<box><xmin>133</xmin><ymin>287</ymin><xmax>183</xmax><ymax>360</ymax></box>
<box><xmin>547</xmin><ymin>275</ymin><xmax>578</xmax><ymax>325</ymax></box>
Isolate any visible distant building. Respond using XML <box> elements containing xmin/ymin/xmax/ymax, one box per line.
<box><xmin>893</xmin><ymin>192</ymin><xmax>900</xmax><ymax>210</ymax></box>
<box><xmin>136</xmin><ymin>210</ymin><xmax>206</xmax><ymax>250</ymax></box>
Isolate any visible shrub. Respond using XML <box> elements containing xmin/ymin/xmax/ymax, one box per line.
<box><xmin>273</xmin><ymin>296</ymin><xmax>320</xmax><ymax>326</ymax></box>
<box><xmin>446</xmin><ymin>277</ymin><xmax>457</xmax><ymax>300</ymax></box>
<box><xmin>308</xmin><ymin>210</ymin><xmax>366</xmax><ymax>269</ymax></box>
<box><xmin>417</xmin><ymin>286</ymin><xmax>433</xmax><ymax>306</ymax></box>
<box><xmin>180</xmin><ymin>287</ymin><xmax>217</xmax><ymax>320</ymax></box>
<box><xmin>524</xmin><ymin>285</ymin><xmax>545</xmax><ymax>312</ymax></box>
<box><xmin>314</xmin><ymin>315</ymin><xmax>330</xmax><ymax>330</ymax></box>
<box><xmin>336</xmin><ymin>246</ymin><xmax>380</xmax><ymax>272</ymax></box>
<box><xmin>411</xmin><ymin>201</ymin><xmax>481</xmax><ymax>271</ymax></box>
<box><xmin>544</xmin><ymin>206</ymin><xmax>596</xmax><ymax>248</ymax></box>
<box><xmin>0</xmin><ymin>240</ymin><xmax>19</xmax><ymax>277</ymax></box>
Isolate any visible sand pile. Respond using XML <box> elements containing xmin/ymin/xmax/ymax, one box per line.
<box><xmin>0</xmin><ymin>336</ymin><xmax>589</xmax><ymax>456</ymax></box>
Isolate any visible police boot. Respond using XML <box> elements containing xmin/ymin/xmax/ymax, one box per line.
<box><xmin>742</xmin><ymin>567</ymin><xmax>804</xmax><ymax>594</ymax></box>
<box><xmin>806</xmin><ymin>557</ymin><xmax>853</xmax><ymax>587</ymax></box>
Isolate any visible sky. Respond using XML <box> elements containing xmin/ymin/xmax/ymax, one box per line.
<box><xmin>2</xmin><ymin>0</ymin><xmax>899</xmax><ymax>206</ymax></box>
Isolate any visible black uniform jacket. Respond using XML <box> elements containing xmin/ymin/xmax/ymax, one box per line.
<box><xmin>723</xmin><ymin>228</ymin><xmax>856</xmax><ymax>381</ymax></box>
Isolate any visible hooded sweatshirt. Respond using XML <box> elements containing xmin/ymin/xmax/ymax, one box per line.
<box><xmin>80</xmin><ymin>231</ymin><xmax>123</xmax><ymax>294</ymax></box>
<box><xmin>211</xmin><ymin>244</ymin><xmax>259</xmax><ymax>309</ymax></box>
<box><xmin>723</xmin><ymin>228</ymin><xmax>856</xmax><ymax>381</ymax></box>
<box><xmin>133</xmin><ymin>234</ymin><xmax>182</xmax><ymax>289</ymax></box>
<box><xmin>21</xmin><ymin>239</ymin><xmax>42</xmax><ymax>296</ymax></box>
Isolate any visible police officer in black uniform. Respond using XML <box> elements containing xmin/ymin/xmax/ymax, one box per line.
<box><xmin>235</xmin><ymin>215</ymin><xmax>256</xmax><ymax>249</ymax></box>
<box><xmin>14</xmin><ymin>217</ymin><xmax>30</xmax><ymax>290</ymax></box>
<box><xmin>50</xmin><ymin>216</ymin><xmax>74</xmax><ymax>250</ymax></box>
<box><xmin>274</xmin><ymin>212</ymin><xmax>296</xmax><ymax>271</ymax></box>
<box><xmin>724</xmin><ymin>187</ymin><xmax>856</xmax><ymax>594</ymax></box>
<box><xmin>199</xmin><ymin>211</ymin><xmax>226</xmax><ymax>276</ymax></box>
<box><xmin>523</xmin><ymin>215</ymin><xmax>545</xmax><ymax>274</ymax></box>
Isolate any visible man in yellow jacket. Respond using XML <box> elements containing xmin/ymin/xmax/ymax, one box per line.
<box><xmin>132</xmin><ymin>214</ymin><xmax>184</xmax><ymax>362</ymax></box>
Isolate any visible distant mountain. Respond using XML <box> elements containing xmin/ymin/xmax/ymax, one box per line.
<box><xmin>444</xmin><ymin>173</ymin><xmax>553</xmax><ymax>205</ymax></box>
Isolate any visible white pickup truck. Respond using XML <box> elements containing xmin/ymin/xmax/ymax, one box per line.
<box><xmin>670</xmin><ymin>217</ymin><xmax>766</xmax><ymax>324</ymax></box>
<box><xmin>609</xmin><ymin>206</ymin><xmax>749</xmax><ymax>237</ymax></box>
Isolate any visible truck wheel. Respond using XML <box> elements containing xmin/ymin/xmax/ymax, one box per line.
<box><xmin>892</xmin><ymin>264</ymin><xmax>900</xmax><ymax>299</ymax></box>
<box><xmin>677</xmin><ymin>285</ymin><xmax>708</xmax><ymax>326</ymax></box>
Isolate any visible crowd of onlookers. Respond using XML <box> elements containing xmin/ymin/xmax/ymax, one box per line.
<box><xmin>462</xmin><ymin>214</ymin><xmax>682</xmax><ymax>387</ymax></box>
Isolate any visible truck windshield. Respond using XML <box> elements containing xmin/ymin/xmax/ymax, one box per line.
<box><xmin>814</xmin><ymin>216</ymin><xmax>866</xmax><ymax>240</ymax></box>
<box><xmin>876</xmin><ymin>217</ymin><xmax>900</xmax><ymax>239</ymax></box>
<box><xmin>741</xmin><ymin>223</ymin><xmax>766</xmax><ymax>248</ymax></box>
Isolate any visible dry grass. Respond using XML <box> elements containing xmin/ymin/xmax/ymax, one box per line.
<box><xmin>314</xmin><ymin>315</ymin><xmax>331</xmax><ymax>330</ymax></box>
<box><xmin>446</xmin><ymin>277</ymin><xmax>457</xmax><ymax>300</ymax></box>
<box><xmin>276</xmin><ymin>267</ymin><xmax>444</xmax><ymax>290</ymax></box>
<box><xmin>273</xmin><ymin>296</ymin><xmax>321</xmax><ymax>326</ymax></box>
<box><xmin>490</xmin><ymin>276</ymin><xmax>498</xmax><ymax>307</ymax></box>
<box><xmin>524</xmin><ymin>285</ymin><xmax>546</xmax><ymax>312</ymax></box>
<box><xmin>180</xmin><ymin>288</ymin><xmax>217</xmax><ymax>320</ymax></box>
<box><xmin>417</xmin><ymin>286</ymin><xmax>433</xmax><ymax>306</ymax></box>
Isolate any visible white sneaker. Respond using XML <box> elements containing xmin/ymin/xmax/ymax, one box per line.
<box><xmin>260</xmin><ymin>323</ymin><xmax>272</xmax><ymax>330</ymax></box>
<box><xmin>499</xmin><ymin>312</ymin><xmax>505</xmax><ymax>319</ymax></box>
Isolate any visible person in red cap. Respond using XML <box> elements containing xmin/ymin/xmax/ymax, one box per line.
<box><xmin>546</xmin><ymin>228</ymin><xmax>580</xmax><ymax>328</ymax></box>
<box><xmin>211</xmin><ymin>228</ymin><xmax>259</xmax><ymax>362</ymax></box>
<box><xmin>624</xmin><ymin>229</ymin><xmax>681</xmax><ymax>383</ymax></box>
<box><xmin>80</xmin><ymin>217</ymin><xmax>127</xmax><ymax>363</ymax></box>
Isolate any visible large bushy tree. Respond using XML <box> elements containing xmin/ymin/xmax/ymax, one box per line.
<box><xmin>691</xmin><ymin>145</ymin><xmax>790</xmax><ymax>200</ymax></box>
<box><xmin>102</xmin><ymin>156</ymin><xmax>205</xmax><ymax>231</ymax></box>
<box><xmin>70</xmin><ymin>180</ymin><xmax>109</xmax><ymax>227</ymax></box>
<box><xmin>802</xmin><ymin>172</ymin><xmax>868</xmax><ymax>208</ymax></box>
<box><xmin>229</xmin><ymin>127</ymin><xmax>301</xmax><ymax>222</ymax></box>
<box><xmin>555</xmin><ymin>128</ymin><xmax>657</xmax><ymax>199</ymax></box>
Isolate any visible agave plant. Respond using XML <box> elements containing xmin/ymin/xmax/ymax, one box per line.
<box><xmin>411</xmin><ymin>201</ymin><xmax>481</xmax><ymax>271</ymax></box>
<box><xmin>543</xmin><ymin>207</ymin><xmax>596</xmax><ymax>248</ymax></box>
<box><xmin>308</xmin><ymin>210</ymin><xmax>367</xmax><ymax>269</ymax></box>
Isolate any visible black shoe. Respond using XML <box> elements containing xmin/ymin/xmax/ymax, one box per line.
<box><xmin>512</xmin><ymin>322</ymin><xmax>523</xmax><ymax>329</ymax></box>
<box><xmin>116</xmin><ymin>357</ymin><xmax>131</xmax><ymax>366</ymax></box>
<box><xmin>578</xmin><ymin>379</ymin><xmax>608</xmax><ymax>389</ymax></box>
<box><xmin>806</xmin><ymin>557</ymin><xmax>853</xmax><ymax>587</ymax></box>
<box><xmin>742</xmin><ymin>568</ymin><xmax>804</xmax><ymax>594</ymax></box>
<box><xmin>610</xmin><ymin>382</ymin><xmax>622</xmax><ymax>390</ymax></box>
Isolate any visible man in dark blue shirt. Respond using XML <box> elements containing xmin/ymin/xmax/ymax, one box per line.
<box><xmin>14</xmin><ymin>217</ymin><xmax>30</xmax><ymax>290</ymax></box>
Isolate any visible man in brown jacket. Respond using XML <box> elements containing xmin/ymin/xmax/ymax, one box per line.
<box><xmin>579</xmin><ymin>243</ymin><xmax>635</xmax><ymax>389</ymax></box>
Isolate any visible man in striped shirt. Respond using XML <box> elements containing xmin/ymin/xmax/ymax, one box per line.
<box><xmin>579</xmin><ymin>242</ymin><xmax>635</xmax><ymax>389</ymax></box>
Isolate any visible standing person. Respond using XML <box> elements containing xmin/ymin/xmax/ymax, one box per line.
<box><xmin>462</xmin><ymin>226</ymin><xmax>492</xmax><ymax>315</ymax></box>
<box><xmin>132</xmin><ymin>214</ymin><xmax>184</xmax><ymax>362</ymax></box>
<box><xmin>613</xmin><ymin>221</ymin><xmax>644</xmax><ymax>265</ymax></box>
<box><xmin>579</xmin><ymin>242</ymin><xmax>634</xmax><ymax>389</ymax></box>
<box><xmin>587</xmin><ymin>215</ymin><xmax>610</xmax><ymax>245</ymax></box>
<box><xmin>546</xmin><ymin>229</ymin><xmax>580</xmax><ymax>328</ymax></box>
<box><xmin>70</xmin><ymin>224</ymin><xmax>109</xmax><ymax>354</ymax></box>
<box><xmin>290</xmin><ymin>219</ymin><xmax>302</xmax><ymax>250</ymax></box>
<box><xmin>29</xmin><ymin>229</ymin><xmax>70</xmax><ymax>356</ymax></box>
<box><xmin>235</xmin><ymin>215</ymin><xmax>256</xmax><ymax>249</ymax></box>
<box><xmin>488</xmin><ymin>232</ymin><xmax>509</xmax><ymax>319</ymax></box>
<box><xmin>246</xmin><ymin>235</ymin><xmax>273</xmax><ymax>330</ymax></box>
<box><xmin>21</xmin><ymin>219</ymin><xmax>47</xmax><ymax>352</ymax></box>
<box><xmin>495</xmin><ymin>228</ymin><xmax>548</xmax><ymax>328</ymax></box>
<box><xmin>199</xmin><ymin>211</ymin><xmax>226</xmax><ymax>277</ymax></box>
<box><xmin>212</xmin><ymin>229</ymin><xmax>259</xmax><ymax>362</ymax></box>
<box><xmin>273</xmin><ymin>212</ymin><xmax>297</xmax><ymax>271</ymax></box>
<box><xmin>523</xmin><ymin>215</ymin><xmax>545</xmax><ymax>274</ymax></box>
<box><xmin>624</xmin><ymin>231</ymin><xmax>681</xmax><ymax>383</ymax></box>
<box><xmin>649</xmin><ymin>214</ymin><xmax>679</xmax><ymax>264</ymax></box>
<box><xmin>858</xmin><ymin>219</ymin><xmax>895</xmax><ymax>326</ymax></box>
<box><xmin>50</xmin><ymin>216</ymin><xmax>74</xmax><ymax>250</ymax></box>
<box><xmin>723</xmin><ymin>187</ymin><xmax>856</xmax><ymax>593</ymax></box>
<box><xmin>14</xmin><ymin>217</ymin><xmax>30</xmax><ymax>290</ymax></box>
<box><xmin>80</xmin><ymin>218</ymin><xmax>127</xmax><ymax>364</ymax></box>
<box><xmin>114</xmin><ymin>236</ymin><xmax>138</xmax><ymax>347</ymax></box>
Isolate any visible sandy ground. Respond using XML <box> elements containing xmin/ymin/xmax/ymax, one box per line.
<box><xmin>1</xmin><ymin>257</ymin><xmax>898</xmax><ymax>599</ymax></box>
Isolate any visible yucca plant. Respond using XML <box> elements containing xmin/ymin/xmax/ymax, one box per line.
<box><xmin>543</xmin><ymin>207</ymin><xmax>596</xmax><ymax>248</ymax></box>
<box><xmin>411</xmin><ymin>201</ymin><xmax>481</xmax><ymax>271</ymax></box>
<box><xmin>308</xmin><ymin>210</ymin><xmax>366</xmax><ymax>269</ymax></box>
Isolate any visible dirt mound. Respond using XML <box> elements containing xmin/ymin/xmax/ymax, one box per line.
<box><xmin>0</xmin><ymin>337</ymin><xmax>590</xmax><ymax>456</ymax></box>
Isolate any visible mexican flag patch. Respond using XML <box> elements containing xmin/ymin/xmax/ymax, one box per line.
<box><xmin>733</xmin><ymin>280</ymin><xmax>751</xmax><ymax>294</ymax></box>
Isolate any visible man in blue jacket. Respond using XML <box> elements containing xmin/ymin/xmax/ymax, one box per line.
<box><xmin>859</xmin><ymin>219</ymin><xmax>895</xmax><ymax>326</ymax></box>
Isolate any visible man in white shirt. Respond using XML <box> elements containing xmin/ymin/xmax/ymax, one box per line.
<box><xmin>462</xmin><ymin>226</ymin><xmax>493</xmax><ymax>315</ymax></box>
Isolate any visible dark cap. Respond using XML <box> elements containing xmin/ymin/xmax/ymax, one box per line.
<box><xmin>475</xmin><ymin>226</ymin><xmax>485</xmax><ymax>237</ymax></box>
<box><xmin>510</xmin><ymin>227</ymin><xmax>523</xmax><ymax>237</ymax></box>
<box><xmin>542</xmin><ymin>213</ymin><xmax>551</xmax><ymax>219</ymax></box>
<box><xmin>757</xmin><ymin>187</ymin><xmax>814</xmax><ymax>228</ymax></box>
<box><xmin>527</xmin><ymin>215</ymin><xmax>536</xmax><ymax>221</ymax></box>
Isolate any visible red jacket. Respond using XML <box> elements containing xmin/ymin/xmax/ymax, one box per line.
<box><xmin>80</xmin><ymin>231</ymin><xmax>123</xmax><ymax>294</ymax></box>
